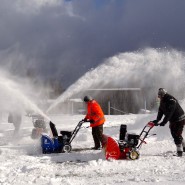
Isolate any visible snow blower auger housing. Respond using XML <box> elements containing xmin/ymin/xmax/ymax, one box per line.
<box><xmin>41</xmin><ymin>120</ymin><xmax>85</xmax><ymax>154</ymax></box>
<box><xmin>103</xmin><ymin>121</ymin><xmax>155</xmax><ymax>160</ymax></box>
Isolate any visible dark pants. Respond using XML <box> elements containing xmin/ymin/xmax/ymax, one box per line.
<box><xmin>92</xmin><ymin>124</ymin><xmax>103</xmax><ymax>148</ymax></box>
<box><xmin>169</xmin><ymin>119</ymin><xmax>185</xmax><ymax>145</ymax></box>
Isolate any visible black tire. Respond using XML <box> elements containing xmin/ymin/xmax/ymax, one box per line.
<box><xmin>42</xmin><ymin>149</ymin><xmax>47</xmax><ymax>154</ymax></box>
<box><xmin>62</xmin><ymin>144</ymin><xmax>72</xmax><ymax>153</ymax></box>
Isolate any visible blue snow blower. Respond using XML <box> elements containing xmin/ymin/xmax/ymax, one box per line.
<box><xmin>41</xmin><ymin>120</ymin><xmax>85</xmax><ymax>154</ymax></box>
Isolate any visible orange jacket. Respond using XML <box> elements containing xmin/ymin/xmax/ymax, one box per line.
<box><xmin>85</xmin><ymin>100</ymin><xmax>105</xmax><ymax>127</ymax></box>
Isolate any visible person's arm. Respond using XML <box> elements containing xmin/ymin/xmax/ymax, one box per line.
<box><xmin>156</xmin><ymin>107</ymin><xmax>163</xmax><ymax>122</ymax></box>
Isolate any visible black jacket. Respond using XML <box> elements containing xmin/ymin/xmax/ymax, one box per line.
<box><xmin>157</xmin><ymin>93</ymin><xmax>185</xmax><ymax>124</ymax></box>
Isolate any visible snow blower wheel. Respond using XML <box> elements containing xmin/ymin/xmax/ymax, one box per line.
<box><xmin>63</xmin><ymin>144</ymin><xmax>72</xmax><ymax>153</ymax></box>
<box><xmin>128</xmin><ymin>150</ymin><xmax>140</xmax><ymax>160</ymax></box>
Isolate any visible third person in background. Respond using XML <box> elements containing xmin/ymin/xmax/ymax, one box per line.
<box><xmin>153</xmin><ymin>88</ymin><xmax>185</xmax><ymax>157</ymax></box>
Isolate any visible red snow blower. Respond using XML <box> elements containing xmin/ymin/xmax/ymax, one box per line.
<box><xmin>103</xmin><ymin>121</ymin><xmax>155</xmax><ymax>160</ymax></box>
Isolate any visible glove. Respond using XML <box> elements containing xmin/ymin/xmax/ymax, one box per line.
<box><xmin>159</xmin><ymin>122</ymin><xmax>166</xmax><ymax>126</ymax></box>
<box><xmin>82</xmin><ymin>118</ymin><xmax>87</xmax><ymax>122</ymax></box>
<box><xmin>90</xmin><ymin>119</ymin><xmax>95</xmax><ymax>123</ymax></box>
<box><xmin>152</xmin><ymin>120</ymin><xmax>159</xmax><ymax>126</ymax></box>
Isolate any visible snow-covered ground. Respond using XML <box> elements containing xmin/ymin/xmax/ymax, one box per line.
<box><xmin>1</xmin><ymin>113</ymin><xmax>185</xmax><ymax>185</ymax></box>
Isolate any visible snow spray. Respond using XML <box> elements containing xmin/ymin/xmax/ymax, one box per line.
<box><xmin>0</xmin><ymin>70</ymin><xmax>50</xmax><ymax>121</ymax></box>
<box><xmin>47</xmin><ymin>48</ymin><xmax>185</xmax><ymax>113</ymax></box>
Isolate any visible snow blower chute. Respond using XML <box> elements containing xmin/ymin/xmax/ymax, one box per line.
<box><xmin>103</xmin><ymin>121</ymin><xmax>155</xmax><ymax>160</ymax></box>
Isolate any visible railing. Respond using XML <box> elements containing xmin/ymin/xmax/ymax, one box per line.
<box><xmin>108</xmin><ymin>101</ymin><xmax>127</xmax><ymax>115</ymax></box>
<box><xmin>110</xmin><ymin>106</ymin><xmax>127</xmax><ymax>114</ymax></box>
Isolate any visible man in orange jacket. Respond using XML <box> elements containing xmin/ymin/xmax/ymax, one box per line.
<box><xmin>83</xmin><ymin>95</ymin><xmax>105</xmax><ymax>150</ymax></box>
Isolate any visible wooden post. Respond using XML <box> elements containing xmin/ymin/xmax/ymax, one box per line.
<box><xmin>108</xmin><ymin>101</ymin><xmax>111</xmax><ymax>115</ymax></box>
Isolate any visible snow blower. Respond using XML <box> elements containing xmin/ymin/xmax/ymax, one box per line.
<box><xmin>103</xmin><ymin>121</ymin><xmax>155</xmax><ymax>160</ymax></box>
<box><xmin>30</xmin><ymin>114</ymin><xmax>48</xmax><ymax>139</ymax></box>
<box><xmin>41</xmin><ymin>120</ymin><xmax>85</xmax><ymax>154</ymax></box>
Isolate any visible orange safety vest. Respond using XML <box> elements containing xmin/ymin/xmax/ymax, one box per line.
<box><xmin>85</xmin><ymin>100</ymin><xmax>105</xmax><ymax>127</ymax></box>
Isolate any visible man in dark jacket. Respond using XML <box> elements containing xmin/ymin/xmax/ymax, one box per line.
<box><xmin>153</xmin><ymin>88</ymin><xmax>185</xmax><ymax>157</ymax></box>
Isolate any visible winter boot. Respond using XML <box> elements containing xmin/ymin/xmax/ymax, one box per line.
<box><xmin>176</xmin><ymin>144</ymin><xmax>183</xmax><ymax>157</ymax></box>
<box><xmin>182</xmin><ymin>139</ymin><xmax>185</xmax><ymax>152</ymax></box>
<box><xmin>177</xmin><ymin>151</ymin><xmax>183</xmax><ymax>157</ymax></box>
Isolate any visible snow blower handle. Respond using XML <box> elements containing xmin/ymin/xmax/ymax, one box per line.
<box><xmin>152</xmin><ymin>120</ymin><xmax>166</xmax><ymax>127</ymax></box>
<box><xmin>81</xmin><ymin>118</ymin><xmax>91</xmax><ymax>123</ymax></box>
<box><xmin>137</xmin><ymin>121</ymin><xmax>156</xmax><ymax>149</ymax></box>
<box><xmin>80</xmin><ymin>119</ymin><xmax>91</xmax><ymax>128</ymax></box>
<box><xmin>151</xmin><ymin>120</ymin><xmax>160</xmax><ymax>126</ymax></box>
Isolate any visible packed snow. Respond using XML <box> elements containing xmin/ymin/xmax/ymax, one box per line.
<box><xmin>1</xmin><ymin>113</ymin><xmax>185</xmax><ymax>185</ymax></box>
